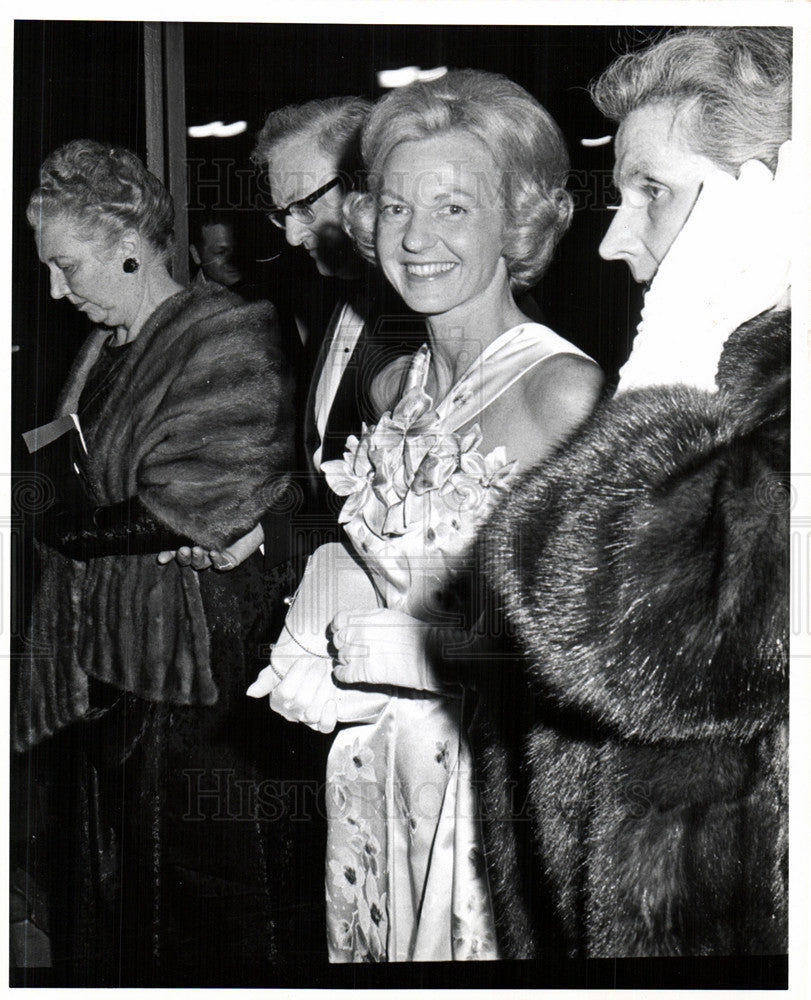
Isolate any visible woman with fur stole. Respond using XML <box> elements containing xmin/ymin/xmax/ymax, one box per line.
<box><xmin>14</xmin><ymin>140</ymin><xmax>295</xmax><ymax>984</ymax></box>
<box><xmin>476</xmin><ymin>28</ymin><xmax>791</xmax><ymax>959</ymax></box>
<box><xmin>478</xmin><ymin>310</ymin><xmax>789</xmax><ymax>957</ymax></box>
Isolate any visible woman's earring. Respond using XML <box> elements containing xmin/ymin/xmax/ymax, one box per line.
<box><xmin>123</xmin><ymin>258</ymin><xmax>139</xmax><ymax>273</ymax></box>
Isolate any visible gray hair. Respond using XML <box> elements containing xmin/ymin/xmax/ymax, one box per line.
<box><xmin>590</xmin><ymin>27</ymin><xmax>792</xmax><ymax>173</ymax></box>
<box><xmin>27</xmin><ymin>139</ymin><xmax>174</xmax><ymax>255</ymax></box>
<box><xmin>251</xmin><ymin>96</ymin><xmax>372</xmax><ymax>186</ymax></box>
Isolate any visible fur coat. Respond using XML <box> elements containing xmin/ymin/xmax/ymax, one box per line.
<box><xmin>14</xmin><ymin>285</ymin><xmax>294</xmax><ymax>751</ymax></box>
<box><xmin>477</xmin><ymin>310</ymin><xmax>789</xmax><ymax>958</ymax></box>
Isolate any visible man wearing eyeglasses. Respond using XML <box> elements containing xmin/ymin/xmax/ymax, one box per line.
<box><xmin>252</xmin><ymin>96</ymin><xmax>425</xmax><ymax>479</ymax></box>
<box><xmin>260</xmin><ymin>142</ymin><xmax>361</xmax><ymax>283</ymax></box>
<box><xmin>254</xmin><ymin>97</ymin><xmax>368</xmax><ymax>479</ymax></box>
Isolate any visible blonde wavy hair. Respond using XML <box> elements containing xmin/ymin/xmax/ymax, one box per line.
<box><xmin>343</xmin><ymin>69</ymin><xmax>573</xmax><ymax>294</ymax></box>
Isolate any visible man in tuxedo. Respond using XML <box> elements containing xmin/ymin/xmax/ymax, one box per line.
<box><xmin>252</xmin><ymin>96</ymin><xmax>425</xmax><ymax>493</ymax></box>
<box><xmin>168</xmin><ymin>96</ymin><xmax>423</xmax><ymax>568</ymax></box>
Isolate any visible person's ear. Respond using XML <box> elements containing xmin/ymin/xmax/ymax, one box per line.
<box><xmin>118</xmin><ymin>229</ymin><xmax>142</xmax><ymax>268</ymax></box>
<box><xmin>189</xmin><ymin>243</ymin><xmax>202</xmax><ymax>267</ymax></box>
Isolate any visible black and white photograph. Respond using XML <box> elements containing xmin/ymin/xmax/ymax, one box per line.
<box><xmin>5</xmin><ymin>3</ymin><xmax>808</xmax><ymax>992</ymax></box>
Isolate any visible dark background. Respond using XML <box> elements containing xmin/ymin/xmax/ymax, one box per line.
<box><xmin>12</xmin><ymin>19</ymin><xmax>649</xmax><ymax>456</ymax></box>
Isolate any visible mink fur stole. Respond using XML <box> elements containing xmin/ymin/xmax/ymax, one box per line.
<box><xmin>476</xmin><ymin>310</ymin><xmax>789</xmax><ymax>958</ymax></box>
<box><xmin>14</xmin><ymin>286</ymin><xmax>294</xmax><ymax>751</ymax></box>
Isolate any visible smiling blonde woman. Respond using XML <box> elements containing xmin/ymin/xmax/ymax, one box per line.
<box><xmin>251</xmin><ymin>69</ymin><xmax>603</xmax><ymax>961</ymax></box>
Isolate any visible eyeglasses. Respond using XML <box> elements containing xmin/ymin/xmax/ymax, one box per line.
<box><xmin>266</xmin><ymin>176</ymin><xmax>342</xmax><ymax>229</ymax></box>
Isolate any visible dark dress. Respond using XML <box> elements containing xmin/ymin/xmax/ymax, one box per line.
<box><xmin>13</xmin><ymin>285</ymin><xmax>300</xmax><ymax>985</ymax></box>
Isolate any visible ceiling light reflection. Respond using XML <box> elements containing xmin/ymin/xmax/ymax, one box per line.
<box><xmin>188</xmin><ymin>120</ymin><xmax>248</xmax><ymax>139</ymax></box>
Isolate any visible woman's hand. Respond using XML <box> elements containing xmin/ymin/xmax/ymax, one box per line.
<box><xmin>157</xmin><ymin>522</ymin><xmax>265</xmax><ymax>571</ymax></box>
<box><xmin>331</xmin><ymin>607</ymin><xmax>447</xmax><ymax>693</ymax></box>
<box><xmin>247</xmin><ymin>652</ymin><xmax>390</xmax><ymax>733</ymax></box>
<box><xmin>249</xmin><ymin>656</ymin><xmax>341</xmax><ymax>733</ymax></box>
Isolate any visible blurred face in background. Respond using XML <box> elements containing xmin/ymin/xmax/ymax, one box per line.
<box><xmin>191</xmin><ymin>222</ymin><xmax>242</xmax><ymax>287</ymax></box>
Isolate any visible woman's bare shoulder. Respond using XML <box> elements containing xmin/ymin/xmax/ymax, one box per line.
<box><xmin>523</xmin><ymin>351</ymin><xmax>603</xmax><ymax>421</ymax></box>
<box><xmin>502</xmin><ymin>352</ymin><xmax>603</xmax><ymax>465</ymax></box>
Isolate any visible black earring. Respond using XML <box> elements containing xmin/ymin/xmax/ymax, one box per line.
<box><xmin>123</xmin><ymin>258</ymin><xmax>139</xmax><ymax>273</ymax></box>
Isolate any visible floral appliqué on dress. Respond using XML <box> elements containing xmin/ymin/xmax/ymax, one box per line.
<box><xmin>321</xmin><ymin>344</ymin><xmax>519</xmax><ymax>962</ymax></box>
<box><xmin>323</xmin><ymin>344</ymin><xmax>516</xmax><ymax>552</ymax></box>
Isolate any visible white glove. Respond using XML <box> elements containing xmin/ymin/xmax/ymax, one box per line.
<box><xmin>247</xmin><ymin>653</ymin><xmax>390</xmax><ymax>733</ymax></box>
<box><xmin>331</xmin><ymin>607</ymin><xmax>452</xmax><ymax>694</ymax></box>
<box><xmin>246</xmin><ymin>540</ymin><xmax>389</xmax><ymax>731</ymax></box>
<box><xmin>618</xmin><ymin>141</ymin><xmax>792</xmax><ymax>393</ymax></box>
